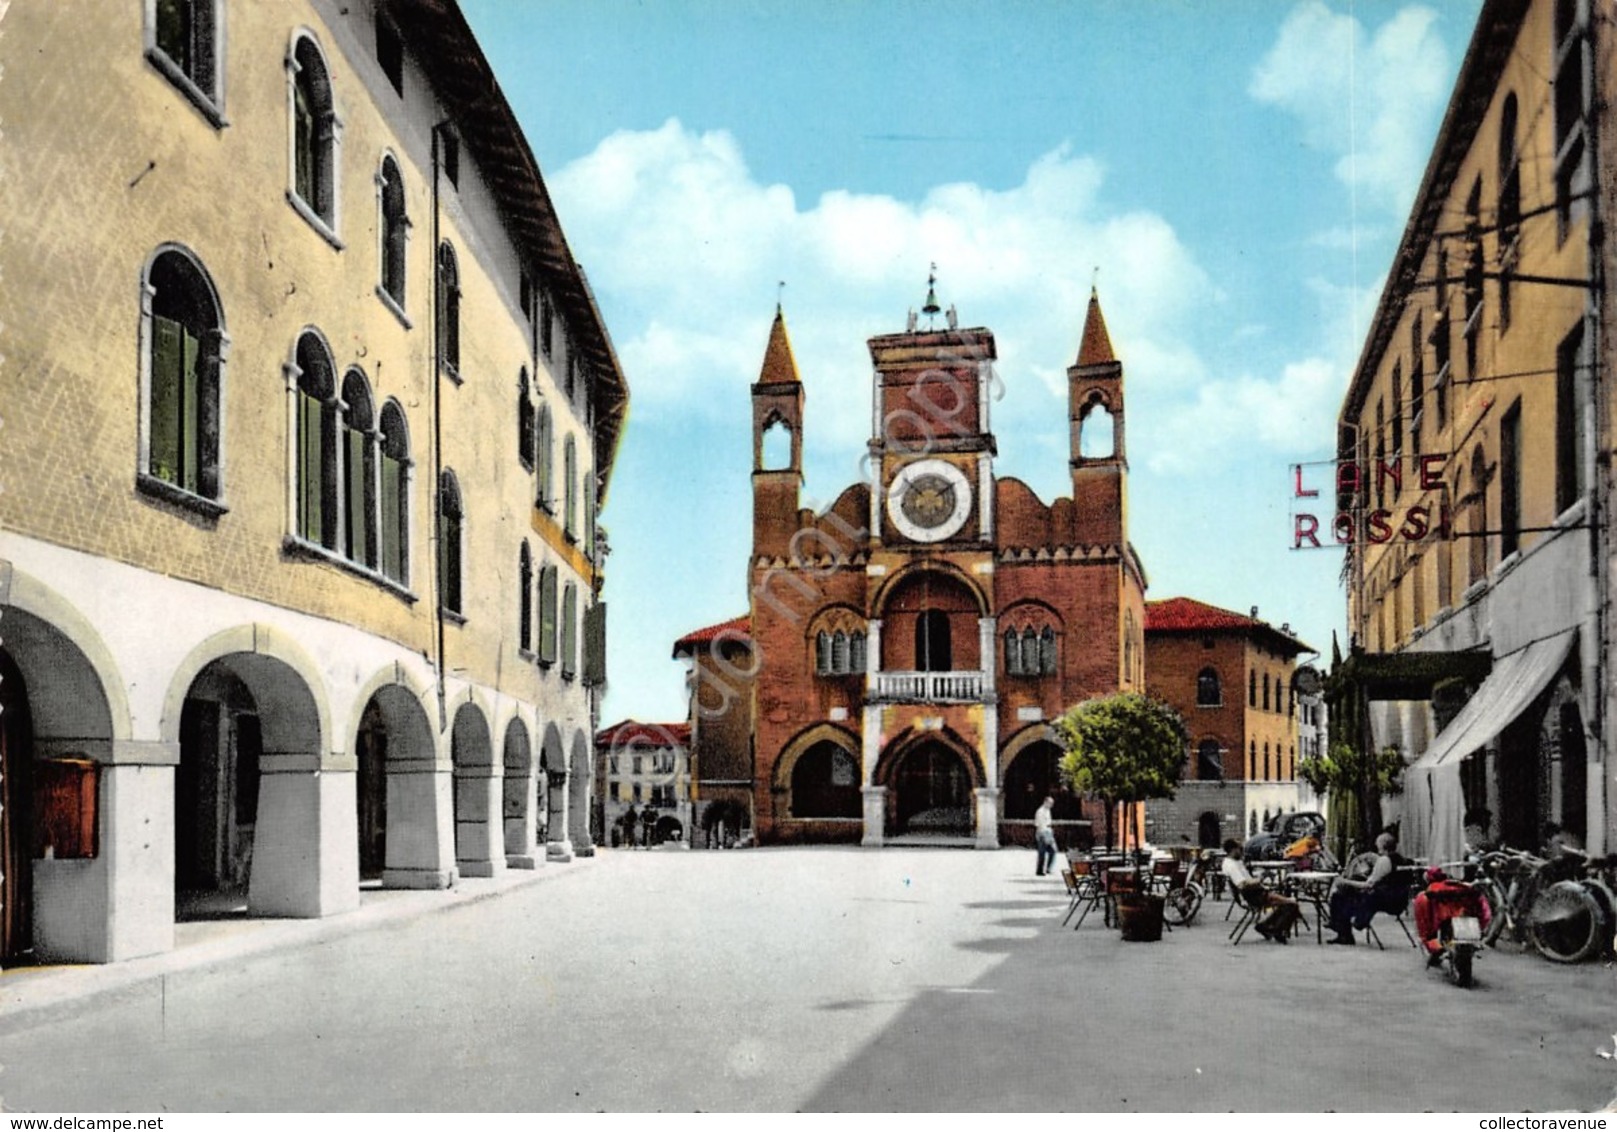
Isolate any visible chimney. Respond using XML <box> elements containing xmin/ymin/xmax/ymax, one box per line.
<box><xmin>1250</xmin><ymin>606</ymin><xmax>1259</xmax><ymax>619</ymax></box>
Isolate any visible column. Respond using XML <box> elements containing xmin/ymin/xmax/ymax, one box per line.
<box><xmin>865</xmin><ymin>618</ymin><xmax>882</xmax><ymax>698</ymax></box>
<box><xmin>504</xmin><ymin>766</ymin><xmax>539</xmax><ymax>869</ymax></box>
<box><xmin>978</xmin><ymin>616</ymin><xmax>996</xmax><ymax>695</ymax></box>
<box><xmin>455</xmin><ymin>763</ymin><xmax>507</xmax><ymax>879</ymax></box>
<box><xmin>546</xmin><ymin>768</ymin><xmax>574</xmax><ymax>862</ymax></box>
<box><xmin>862</xmin><ymin>786</ymin><xmax>888</xmax><ymax>847</ymax></box>
<box><xmin>252</xmin><ymin>748</ymin><xmax>361</xmax><ymax>915</ymax></box>
<box><xmin>383</xmin><ymin>756</ymin><xmax>456</xmax><ymax>889</ymax></box>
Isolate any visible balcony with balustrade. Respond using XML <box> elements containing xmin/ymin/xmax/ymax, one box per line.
<box><xmin>869</xmin><ymin>669</ymin><xmax>989</xmax><ymax>703</ymax></box>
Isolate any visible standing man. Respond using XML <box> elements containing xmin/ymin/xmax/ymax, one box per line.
<box><xmin>623</xmin><ymin>803</ymin><xmax>639</xmax><ymax>849</ymax></box>
<box><xmin>1034</xmin><ymin>796</ymin><xmax>1058</xmax><ymax>876</ymax></box>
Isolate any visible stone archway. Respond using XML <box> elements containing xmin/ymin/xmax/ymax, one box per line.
<box><xmin>354</xmin><ymin>681</ymin><xmax>451</xmax><ymax>890</ymax></box>
<box><xmin>502</xmin><ymin>717</ymin><xmax>537</xmax><ymax>869</ymax></box>
<box><xmin>451</xmin><ymin>700</ymin><xmax>501</xmax><ymax>878</ymax></box>
<box><xmin>171</xmin><ymin>648</ymin><xmax>324</xmax><ymax>919</ymax></box>
<box><xmin>541</xmin><ymin>723</ymin><xmax>570</xmax><ymax>861</ymax></box>
<box><xmin>569</xmin><ymin>729</ymin><xmax>593</xmax><ymax>855</ymax></box>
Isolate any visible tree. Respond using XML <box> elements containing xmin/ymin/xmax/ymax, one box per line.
<box><xmin>1054</xmin><ymin>692</ymin><xmax>1189</xmax><ymax>852</ymax></box>
<box><xmin>1297</xmin><ymin>741</ymin><xmax>1405</xmax><ymax>863</ymax></box>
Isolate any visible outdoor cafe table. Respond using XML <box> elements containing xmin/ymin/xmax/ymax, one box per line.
<box><xmin>1287</xmin><ymin>870</ymin><xmax>1340</xmax><ymax>944</ymax></box>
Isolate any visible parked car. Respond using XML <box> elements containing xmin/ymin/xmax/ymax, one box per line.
<box><xmin>1243</xmin><ymin>811</ymin><xmax>1327</xmax><ymax>861</ymax></box>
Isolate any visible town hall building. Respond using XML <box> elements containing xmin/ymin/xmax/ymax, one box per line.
<box><xmin>739</xmin><ymin>287</ymin><xmax>1148</xmax><ymax>847</ymax></box>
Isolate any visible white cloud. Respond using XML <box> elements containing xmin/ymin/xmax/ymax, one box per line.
<box><xmin>1148</xmin><ymin>357</ymin><xmax>1344</xmax><ymax>476</ymax></box>
<box><xmin>1250</xmin><ymin>3</ymin><xmax>1450</xmax><ymax>217</ymax></box>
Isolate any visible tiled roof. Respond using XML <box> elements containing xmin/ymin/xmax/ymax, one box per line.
<box><xmin>672</xmin><ymin>614</ymin><xmax>751</xmax><ymax>656</ymax></box>
<box><xmin>595</xmin><ymin>719</ymin><xmax>691</xmax><ymax>748</ymax></box>
<box><xmin>1146</xmin><ymin>597</ymin><xmax>1312</xmax><ymax>655</ymax></box>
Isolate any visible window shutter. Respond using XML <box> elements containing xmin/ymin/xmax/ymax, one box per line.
<box><xmin>300</xmin><ymin>391</ymin><xmax>324</xmax><ymax>540</ymax></box>
<box><xmin>561</xmin><ymin>584</ymin><xmax>578</xmax><ymax>677</ymax></box>
<box><xmin>150</xmin><ymin>315</ymin><xmax>183</xmax><ymax>484</ymax></box>
<box><xmin>179</xmin><ymin>325</ymin><xmax>200</xmax><ymax>493</ymax></box>
<box><xmin>1040</xmin><ymin>627</ymin><xmax>1057</xmax><ymax>675</ymax></box>
<box><xmin>380</xmin><ymin>454</ymin><xmax>403</xmax><ymax>581</ymax></box>
<box><xmin>346</xmin><ymin>426</ymin><xmax>367</xmax><ymax>563</ymax></box>
<box><xmin>539</xmin><ymin>565</ymin><xmax>558</xmax><ymax>664</ymax></box>
<box><xmin>584</xmin><ymin>601</ymin><xmax>607</xmax><ymax>686</ymax></box>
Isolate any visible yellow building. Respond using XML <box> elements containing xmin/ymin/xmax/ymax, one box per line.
<box><xmin>1334</xmin><ymin>0</ymin><xmax>1606</xmax><ymax>860</ymax></box>
<box><xmin>0</xmin><ymin>0</ymin><xmax>627</xmax><ymax>965</ymax></box>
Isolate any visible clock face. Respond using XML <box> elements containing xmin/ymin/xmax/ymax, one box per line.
<box><xmin>886</xmin><ymin>459</ymin><xmax>972</xmax><ymax>543</ymax></box>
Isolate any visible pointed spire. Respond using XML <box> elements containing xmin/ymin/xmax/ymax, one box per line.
<box><xmin>1076</xmin><ymin>285</ymin><xmax>1116</xmax><ymax>366</ymax></box>
<box><xmin>758</xmin><ymin>304</ymin><xmax>800</xmax><ymax>385</ymax></box>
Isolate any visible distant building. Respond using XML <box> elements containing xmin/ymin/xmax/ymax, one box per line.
<box><xmin>1143</xmin><ymin>599</ymin><xmax>1311</xmax><ymax>848</ymax></box>
<box><xmin>1332</xmin><ymin>0</ymin><xmax>1610</xmax><ymax>860</ymax></box>
<box><xmin>595</xmin><ymin>721</ymin><xmax>692</xmax><ymax>847</ymax></box>
<box><xmin>673</xmin><ymin>616</ymin><xmax>756</xmax><ymax>845</ymax></box>
<box><xmin>0</xmin><ymin>0</ymin><xmax>626</xmax><ymax>966</ymax></box>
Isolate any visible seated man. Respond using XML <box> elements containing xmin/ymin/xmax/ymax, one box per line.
<box><xmin>1220</xmin><ymin>839</ymin><xmax>1300</xmax><ymax>943</ymax></box>
<box><xmin>1327</xmin><ymin>831</ymin><xmax>1407</xmax><ymax>945</ymax></box>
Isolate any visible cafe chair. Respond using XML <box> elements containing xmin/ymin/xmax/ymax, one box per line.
<box><xmin>1227</xmin><ymin>882</ymin><xmax>1265</xmax><ymax>945</ymax></box>
<box><xmin>1069</xmin><ymin>859</ymin><xmax>1105</xmax><ymax>929</ymax></box>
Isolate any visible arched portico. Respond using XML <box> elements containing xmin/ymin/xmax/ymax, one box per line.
<box><xmin>451</xmin><ymin>699</ymin><xmax>503</xmax><ymax>878</ymax></box>
<box><xmin>569</xmin><ymin>730</ymin><xmax>593</xmax><ymax>855</ymax></box>
<box><xmin>541</xmin><ymin>723</ymin><xmax>571</xmax><ymax>862</ymax></box>
<box><xmin>354</xmin><ymin>677</ymin><xmax>452</xmax><ymax>890</ymax></box>
<box><xmin>874</xmin><ymin>728</ymin><xmax>984</xmax><ymax>840</ymax></box>
<box><xmin>164</xmin><ymin>626</ymin><xmax>350</xmax><ymax>918</ymax></box>
<box><xmin>502</xmin><ymin>716</ymin><xmax>538</xmax><ymax>868</ymax></box>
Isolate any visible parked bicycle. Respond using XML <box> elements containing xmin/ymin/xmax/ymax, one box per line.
<box><xmin>1473</xmin><ymin>847</ymin><xmax>1614</xmax><ymax>964</ymax></box>
<box><xmin>1163</xmin><ymin>848</ymin><xmax>1221</xmax><ymax>927</ymax></box>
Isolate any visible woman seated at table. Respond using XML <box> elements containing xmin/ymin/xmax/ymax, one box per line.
<box><xmin>1326</xmin><ymin>831</ymin><xmax>1407</xmax><ymax>945</ymax></box>
<box><xmin>1220</xmin><ymin>840</ymin><xmax>1300</xmax><ymax>943</ymax></box>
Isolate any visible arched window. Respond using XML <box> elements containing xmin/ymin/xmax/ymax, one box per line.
<box><xmin>1079</xmin><ymin>395</ymin><xmax>1115</xmax><ymax>458</ymax></box>
<box><xmin>535</xmin><ymin>403</ymin><xmax>553</xmax><ymax>512</ymax></box>
<box><xmin>916</xmin><ymin>610</ymin><xmax>951</xmax><ymax>672</ymax></box>
<box><xmin>561</xmin><ymin>582</ymin><xmax>578</xmax><ymax>678</ymax></box>
<box><xmin>518</xmin><ymin>542</ymin><xmax>533</xmax><ymax>652</ymax></box>
<box><xmin>294</xmin><ymin>331</ymin><xmax>339</xmax><ymax>548</ymax></box>
<box><xmin>144</xmin><ymin>248</ymin><xmax>225</xmax><ymax>500</ymax></box>
<box><xmin>1020</xmin><ymin>627</ymin><xmax>1038</xmax><ymax>675</ymax></box>
<box><xmin>438</xmin><ymin>470</ymin><xmax>463</xmax><ymax>615</ymax></box>
<box><xmin>563</xmin><ymin>434</ymin><xmax>579</xmax><ymax>540</ymax></box>
<box><xmin>1499</xmin><ymin>92</ymin><xmax>1521</xmax><ymax>254</ymax></box>
<box><xmin>761</xmin><ymin>417</ymin><xmax>792</xmax><ymax>470</ymax></box>
<box><xmin>1249</xmin><ymin>740</ymin><xmax>1257</xmax><ymax>779</ymax></box>
<box><xmin>538</xmin><ymin>563</ymin><xmax>558</xmax><ymax>665</ymax></box>
<box><xmin>1469</xmin><ymin>445</ymin><xmax>1489</xmax><ymax>584</ymax></box>
<box><xmin>790</xmin><ymin>742</ymin><xmax>860</xmax><ymax>819</ymax></box>
<box><xmin>815</xmin><ymin>631</ymin><xmax>831</xmax><ymax>675</ymax></box>
<box><xmin>341</xmin><ymin>369</ymin><xmax>377</xmax><ymax>568</ymax></box>
<box><xmin>517</xmin><ymin>368</ymin><xmax>535</xmax><ymax>469</ymax></box>
<box><xmin>850</xmin><ymin>631</ymin><xmax>867</xmax><ymax>674</ymax></box>
<box><xmin>378</xmin><ymin>155</ymin><xmax>408</xmax><ymax>309</ymax></box>
<box><xmin>1263</xmin><ymin>742</ymin><xmax>1271</xmax><ymax>780</ymax></box>
<box><xmin>1039</xmin><ymin>626</ymin><xmax>1057</xmax><ymax>675</ymax></box>
<box><xmin>1248</xmin><ymin>669</ymin><xmax>1257</xmax><ymax>707</ymax></box>
<box><xmin>378</xmin><ymin>401</ymin><xmax>410</xmax><ymax>584</ymax></box>
<box><xmin>289</xmin><ymin>33</ymin><xmax>339</xmax><ymax>232</ymax></box>
<box><xmin>831</xmin><ymin>630</ymin><xmax>849</xmax><ymax>674</ymax></box>
<box><xmin>1003</xmin><ymin>628</ymin><xmax>1021</xmax><ymax>676</ymax></box>
<box><xmin>1196</xmin><ymin>668</ymin><xmax>1221</xmax><ymax>706</ymax></box>
<box><xmin>437</xmin><ymin>241</ymin><xmax>460</xmax><ymax>377</ymax></box>
<box><xmin>1262</xmin><ymin>673</ymin><xmax>1271</xmax><ymax>712</ymax></box>
<box><xmin>1197</xmin><ymin>739</ymin><xmax>1223</xmax><ymax>782</ymax></box>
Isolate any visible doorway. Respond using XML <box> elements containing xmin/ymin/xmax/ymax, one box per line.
<box><xmin>894</xmin><ymin>742</ymin><xmax>971</xmax><ymax>835</ymax></box>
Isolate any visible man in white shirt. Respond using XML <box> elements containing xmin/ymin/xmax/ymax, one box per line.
<box><xmin>1221</xmin><ymin>839</ymin><xmax>1299</xmax><ymax>942</ymax></box>
<box><xmin>1034</xmin><ymin>797</ymin><xmax>1057</xmax><ymax>876</ymax></box>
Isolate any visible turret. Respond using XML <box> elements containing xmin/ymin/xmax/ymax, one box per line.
<box><xmin>751</xmin><ymin>305</ymin><xmax>804</xmax><ymax>558</ymax></box>
<box><xmin>1068</xmin><ymin>287</ymin><xmax>1127</xmax><ymax>546</ymax></box>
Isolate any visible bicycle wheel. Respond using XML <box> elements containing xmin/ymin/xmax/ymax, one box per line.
<box><xmin>1164</xmin><ymin>883</ymin><xmax>1202</xmax><ymax>926</ymax></box>
<box><xmin>1479</xmin><ymin>880</ymin><xmax>1510</xmax><ymax>947</ymax></box>
<box><xmin>1529</xmin><ymin>881</ymin><xmax>1602</xmax><ymax>963</ymax></box>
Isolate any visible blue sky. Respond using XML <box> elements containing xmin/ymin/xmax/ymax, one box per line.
<box><xmin>460</xmin><ymin>0</ymin><xmax>1484</xmax><ymax>726</ymax></box>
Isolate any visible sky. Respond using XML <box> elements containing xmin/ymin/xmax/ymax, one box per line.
<box><xmin>460</xmin><ymin>0</ymin><xmax>1485</xmax><ymax>727</ymax></box>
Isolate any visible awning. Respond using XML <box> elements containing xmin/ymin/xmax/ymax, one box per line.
<box><xmin>1404</xmin><ymin>630</ymin><xmax>1576</xmax><ymax>863</ymax></box>
<box><xmin>1410</xmin><ymin>631</ymin><xmax>1576</xmax><ymax>773</ymax></box>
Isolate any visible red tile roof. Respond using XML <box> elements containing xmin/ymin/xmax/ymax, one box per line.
<box><xmin>672</xmin><ymin>614</ymin><xmax>751</xmax><ymax>656</ymax></box>
<box><xmin>595</xmin><ymin>719</ymin><xmax>691</xmax><ymax>748</ymax></box>
<box><xmin>1145</xmin><ymin>597</ymin><xmax>1311</xmax><ymax>655</ymax></box>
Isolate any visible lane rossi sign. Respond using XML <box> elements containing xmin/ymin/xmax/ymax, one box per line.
<box><xmin>1291</xmin><ymin>455</ymin><xmax>1451</xmax><ymax>549</ymax></box>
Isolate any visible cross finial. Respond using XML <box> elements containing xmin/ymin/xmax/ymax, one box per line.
<box><xmin>776</xmin><ymin>279</ymin><xmax>785</xmax><ymax>313</ymax></box>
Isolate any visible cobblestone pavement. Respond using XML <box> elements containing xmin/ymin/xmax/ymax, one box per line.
<box><xmin>0</xmin><ymin>846</ymin><xmax>1614</xmax><ymax>1112</ymax></box>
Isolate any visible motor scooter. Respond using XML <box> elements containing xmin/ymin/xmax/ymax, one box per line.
<box><xmin>1414</xmin><ymin>867</ymin><xmax>1491</xmax><ymax>988</ymax></box>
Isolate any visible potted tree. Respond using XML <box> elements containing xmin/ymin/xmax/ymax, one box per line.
<box><xmin>1055</xmin><ymin>692</ymin><xmax>1189</xmax><ymax>941</ymax></box>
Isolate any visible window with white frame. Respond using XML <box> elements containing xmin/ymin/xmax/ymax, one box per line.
<box><xmin>377</xmin><ymin>155</ymin><xmax>409</xmax><ymax>314</ymax></box>
<box><xmin>378</xmin><ymin>400</ymin><xmax>411</xmax><ymax>585</ymax></box>
<box><xmin>437</xmin><ymin>242</ymin><xmax>460</xmax><ymax>378</ymax></box>
<box><xmin>142</xmin><ymin>247</ymin><xmax>226</xmax><ymax>504</ymax></box>
<box><xmin>288</xmin><ymin>32</ymin><xmax>340</xmax><ymax>239</ymax></box>
<box><xmin>340</xmin><ymin>368</ymin><xmax>378</xmax><ymax>569</ymax></box>
<box><xmin>147</xmin><ymin>0</ymin><xmax>223</xmax><ymax>123</ymax></box>
<box><xmin>294</xmin><ymin>331</ymin><xmax>339</xmax><ymax>549</ymax></box>
<box><xmin>438</xmin><ymin>470</ymin><xmax>464</xmax><ymax>616</ymax></box>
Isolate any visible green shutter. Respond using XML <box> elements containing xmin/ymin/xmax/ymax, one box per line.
<box><xmin>380</xmin><ymin>454</ymin><xmax>403</xmax><ymax>581</ymax></box>
<box><xmin>346</xmin><ymin>427</ymin><xmax>367</xmax><ymax>563</ymax></box>
<box><xmin>539</xmin><ymin>565</ymin><xmax>558</xmax><ymax>664</ymax></box>
<box><xmin>562</xmin><ymin>585</ymin><xmax>577</xmax><ymax>677</ymax></box>
<box><xmin>150</xmin><ymin>316</ymin><xmax>183</xmax><ymax>484</ymax></box>
<box><xmin>180</xmin><ymin>326</ymin><xmax>200</xmax><ymax>493</ymax></box>
<box><xmin>300</xmin><ymin>392</ymin><xmax>324</xmax><ymax>540</ymax></box>
<box><xmin>584</xmin><ymin>602</ymin><xmax>607</xmax><ymax>686</ymax></box>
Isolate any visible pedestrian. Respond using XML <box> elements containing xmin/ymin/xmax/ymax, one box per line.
<box><xmin>623</xmin><ymin>804</ymin><xmax>639</xmax><ymax>849</ymax></box>
<box><xmin>1033</xmin><ymin>796</ymin><xmax>1057</xmax><ymax>876</ymax></box>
